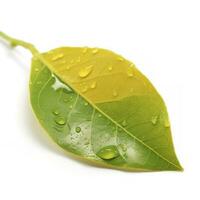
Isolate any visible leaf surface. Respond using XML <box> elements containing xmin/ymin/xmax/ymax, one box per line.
<box><xmin>29</xmin><ymin>47</ymin><xmax>183</xmax><ymax>171</ymax></box>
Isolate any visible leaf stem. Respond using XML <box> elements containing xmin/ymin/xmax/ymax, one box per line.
<box><xmin>0</xmin><ymin>31</ymin><xmax>39</xmax><ymax>56</ymax></box>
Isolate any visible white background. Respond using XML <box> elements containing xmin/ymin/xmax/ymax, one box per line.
<box><xmin>0</xmin><ymin>0</ymin><xmax>199</xmax><ymax>199</ymax></box>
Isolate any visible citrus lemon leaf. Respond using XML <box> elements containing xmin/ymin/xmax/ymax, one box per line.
<box><xmin>0</xmin><ymin>32</ymin><xmax>183</xmax><ymax>171</ymax></box>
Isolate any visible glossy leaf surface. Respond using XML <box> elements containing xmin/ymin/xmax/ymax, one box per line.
<box><xmin>29</xmin><ymin>47</ymin><xmax>183</xmax><ymax>171</ymax></box>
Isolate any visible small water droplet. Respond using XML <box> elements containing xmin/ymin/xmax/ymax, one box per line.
<box><xmin>127</xmin><ymin>68</ymin><xmax>134</xmax><ymax>77</ymax></box>
<box><xmin>84</xmin><ymin>102</ymin><xmax>88</xmax><ymax>106</ymax></box>
<box><xmin>37</xmin><ymin>81</ymin><xmax>42</xmax><ymax>85</ymax></box>
<box><xmin>82</xmin><ymin>47</ymin><xmax>88</xmax><ymax>54</ymax></box>
<box><xmin>90</xmin><ymin>81</ymin><xmax>96</xmax><ymax>89</ymax></box>
<box><xmin>117</xmin><ymin>56</ymin><xmax>124</xmax><ymax>62</ymax></box>
<box><xmin>119</xmin><ymin>144</ymin><xmax>127</xmax><ymax>152</ymax></box>
<box><xmin>77</xmin><ymin>56</ymin><xmax>81</xmax><ymax>62</ymax></box>
<box><xmin>55</xmin><ymin>117</ymin><xmax>66</xmax><ymax>125</ymax></box>
<box><xmin>79</xmin><ymin>65</ymin><xmax>93</xmax><ymax>78</ymax></box>
<box><xmin>97</xmin><ymin>145</ymin><xmax>119</xmax><ymax>160</ymax></box>
<box><xmin>98</xmin><ymin>114</ymin><xmax>102</xmax><ymax>117</ymax></box>
<box><xmin>112</xmin><ymin>90</ymin><xmax>118</xmax><ymax>97</ymax></box>
<box><xmin>51</xmin><ymin>53</ymin><xmax>64</xmax><ymax>61</ymax></box>
<box><xmin>52</xmin><ymin>110</ymin><xmax>60</xmax><ymax>115</ymax></box>
<box><xmin>66</xmin><ymin>65</ymin><xmax>71</xmax><ymax>70</ymax></box>
<box><xmin>35</xmin><ymin>68</ymin><xmax>39</xmax><ymax>72</ymax></box>
<box><xmin>92</xmin><ymin>48</ymin><xmax>99</xmax><ymax>54</ymax></box>
<box><xmin>164</xmin><ymin>118</ymin><xmax>170</xmax><ymax>128</ymax></box>
<box><xmin>75</xmin><ymin>127</ymin><xmax>81</xmax><ymax>133</ymax></box>
<box><xmin>151</xmin><ymin>115</ymin><xmax>158</xmax><ymax>125</ymax></box>
<box><xmin>108</xmin><ymin>66</ymin><xmax>113</xmax><ymax>71</ymax></box>
<box><xmin>69</xmin><ymin>105</ymin><xmax>73</xmax><ymax>109</ymax></box>
<box><xmin>130</xmin><ymin>63</ymin><xmax>136</xmax><ymax>68</ymax></box>
<box><xmin>122</xmin><ymin>120</ymin><xmax>127</xmax><ymax>127</ymax></box>
<box><xmin>81</xmin><ymin>85</ymin><xmax>88</xmax><ymax>93</ymax></box>
<box><xmin>63</xmin><ymin>98</ymin><xmax>68</xmax><ymax>102</ymax></box>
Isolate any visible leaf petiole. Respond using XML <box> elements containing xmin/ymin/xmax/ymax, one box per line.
<box><xmin>0</xmin><ymin>31</ymin><xmax>39</xmax><ymax>56</ymax></box>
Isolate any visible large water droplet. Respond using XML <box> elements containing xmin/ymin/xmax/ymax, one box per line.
<box><xmin>79</xmin><ymin>65</ymin><xmax>93</xmax><ymax>78</ymax></box>
<box><xmin>151</xmin><ymin>115</ymin><xmax>158</xmax><ymax>125</ymax></box>
<box><xmin>51</xmin><ymin>53</ymin><xmax>64</xmax><ymax>61</ymax></box>
<box><xmin>90</xmin><ymin>81</ymin><xmax>96</xmax><ymax>89</ymax></box>
<box><xmin>55</xmin><ymin>117</ymin><xmax>66</xmax><ymax>125</ymax></box>
<box><xmin>75</xmin><ymin>127</ymin><xmax>81</xmax><ymax>133</ymax></box>
<box><xmin>97</xmin><ymin>145</ymin><xmax>119</xmax><ymax>160</ymax></box>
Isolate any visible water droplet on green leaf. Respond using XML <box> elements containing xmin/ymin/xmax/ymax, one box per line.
<box><xmin>52</xmin><ymin>110</ymin><xmax>60</xmax><ymax>115</ymax></box>
<box><xmin>151</xmin><ymin>115</ymin><xmax>158</xmax><ymax>125</ymax></box>
<box><xmin>97</xmin><ymin>145</ymin><xmax>119</xmax><ymax>160</ymax></box>
<box><xmin>55</xmin><ymin>117</ymin><xmax>66</xmax><ymax>125</ymax></box>
<box><xmin>75</xmin><ymin>127</ymin><xmax>81</xmax><ymax>133</ymax></box>
<box><xmin>122</xmin><ymin>120</ymin><xmax>127</xmax><ymax>127</ymax></box>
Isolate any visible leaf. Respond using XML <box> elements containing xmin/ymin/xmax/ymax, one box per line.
<box><xmin>29</xmin><ymin>47</ymin><xmax>183</xmax><ymax>171</ymax></box>
<box><xmin>0</xmin><ymin>32</ymin><xmax>182</xmax><ymax>171</ymax></box>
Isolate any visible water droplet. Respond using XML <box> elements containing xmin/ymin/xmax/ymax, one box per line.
<box><xmin>164</xmin><ymin>118</ymin><xmax>170</xmax><ymax>128</ymax></box>
<box><xmin>119</xmin><ymin>144</ymin><xmax>127</xmax><ymax>152</ymax></box>
<box><xmin>66</xmin><ymin>65</ymin><xmax>71</xmax><ymax>70</ymax></box>
<box><xmin>37</xmin><ymin>81</ymin><xmax>42</xmax><ymax>85</ymax></box>
<box><xmin>75</xmin><ymin>127</ymin><xmax>81</xmax><ymax>133</ymax></box>
<box><xmin>84</xmin><ymin>102</ymin><xmax>88</xmax><ymax>106</ymax></box>
<box><xmin>79</xmin><ymin>65</ymin><xmax>93</xmax><ymax>78</ymax></box>
<box><xmin>151</xmin><ymin>115</ymin><xmax>158</xmax><ymax>125</ymax></box>
<box><xmin>70</xmin><ymin>59</ymin><xmax>74</xmax><ymax>64</ymax></box>
<box><xmin>117</xmin><ymin>56</ymin><xmax>124</xmax><ymax>62</ymax></box>
<box><xmin>122</xmin><ymin>120</ymin><xmax>127</xmax><ymax>127</ymax></box>
<box><xmin>82</xmin><ymin>47</ymin><xmax>88</xmax><ymax>54</ymax></box>
<box><xmin>55</xmin><ymin>117</ymin><xmax>66</xmax><ymax>125</ymax></box>
<box><xmin>112</xmin><ymin>90</ymin><xmax>118</xmax><ymax>97</ymax></box>
<box><xmin>98</xmin><ymin>114</ymin><xmax>102</xmax><ymax>117</ymax></box>
<box><xmin>69</xmin><ymin>105</ymin><xmax>73</xmax><ymax>109</ymax></box>
<box><xmin>92</xmin><ymin>48</ymin><xmax>99</xmax><ymax>54</ymax></box>
<box><xmin>127</xmin><ymin>68</ymin><xmax>134</xmax><ymax>77</ymax></box>
<box><xmin>63</xmin><ymin>98</ymin><xmax>68</xmax><ymax>102</ymax></box>
<box><xmin>108</xmin><ymin>66</ymin><xmax>113</xmax><ymax>71</ymax></box>
<box><xmin>81</xmin><ymin>85</ymin><xmax>88</xmax><ymax>93</ymax></box>
<box><xmin>52</xmin><ymin>110</ymin><xmax>60</xmax><ymax>115</ymax></box>
<box><xmin>97</xmin><ymin>145</ymin><xmax>119</xmax><ymax>160</ymax></box>
<box><xmin>130</xmin><ymin>63</ymin><xmax>136</xmax><ymax>68</ymax></box>
<box><xmin>35</xmin><ymin>68</ymin><xmax>39</xmax><ymax>72</ymax></box>
<box><xmin>90</xmin><ymin>81</ymin><xmax>96</xmax><ymax>89</ymax></box>
<box><xmin>51</xmin><ymin>53</ymin><xmax>64</xmax><ymax>61</ymax></box>
<box><xmin>77</xmin><ymin>56</ymin><xmax>81</xmax><ymax>62</ymax></box>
